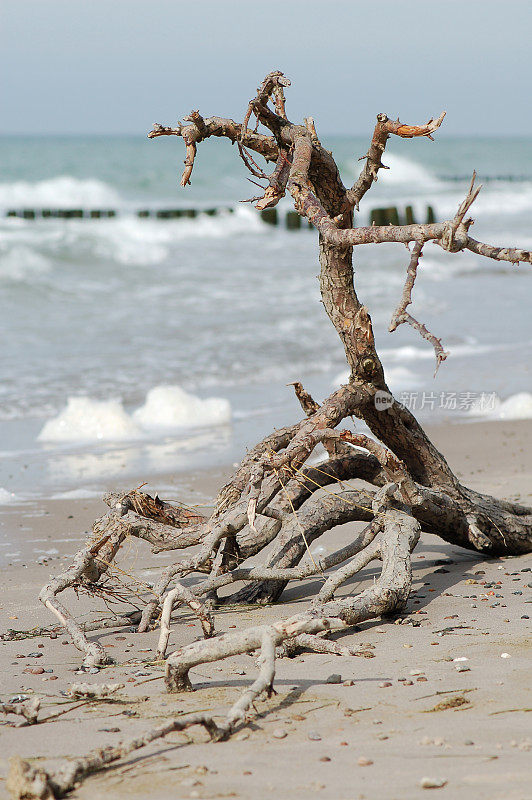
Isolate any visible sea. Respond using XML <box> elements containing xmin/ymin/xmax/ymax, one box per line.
<box><xmin>1</xmin><ymin>133</ymin><xmax>531</xmax><ymax>510</ymax></box>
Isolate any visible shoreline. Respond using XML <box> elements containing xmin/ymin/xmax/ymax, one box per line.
<box><xmin>1</xmin><ymin>417</ymin><xmax>531</xmax><ymax>569</ymax></box>
<box><xmin>1</xmin><ymin>418</ymin><xmax>531</xmax><ymax>799</ymax></box>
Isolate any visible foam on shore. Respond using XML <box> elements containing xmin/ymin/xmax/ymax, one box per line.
<box><xmin>133</xmin><ymin>385</ymin><xmax>231</xmax><ymax>430</ymax></box>
<box><xmin>0</xmin><ymin>487</ymin><xmax>21</xmax><ymax>505</ymax></box>
<box><xmin>38</xmin><ymin>385</ymin><xmax>232</xmax><ymax>443</ymax></box>
<box><xmin>469</xmin><ymin>391</ymin><xmax>532</xmax><ymax>421</ymax></box>
<box><xmin>38</xmin><ymin>397</ymin><xmax>142</xmax><ymax>442</ymax></box>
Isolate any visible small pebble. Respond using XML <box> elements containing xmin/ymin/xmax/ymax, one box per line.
<box><xmin>379</xmin><ymin>681</ymin><xmax>392</xmax><ymax>688</ymax></box>
<box><xmin>326</xmin><ymin>673</ymin><xmax>342</xmax><ymax>684</ymax></box>
<box><xmin>455</xmin><ymin>665</ymin><xmax>470</xmax><ymax>673</ymax></box>
<box><xmin>319</xmin><ymin>756</ymin><xmax>331</xmax><ymax>762</ymax></box>
<box><xmin>308</xmin><ymin>731</ymin><xmax>322</xmax><ymax>741</ymax></box>
<box><xmin>464</xmin><ymin>740</ymin><xmax>474</xmax><ymax>746</ymax></box>
<box><xmin>500</xmin><ymin>653</ymin><xmax>511</xmax><ymax>659</ymax></box>
<box><xmin>420</xmin><ymin>777</ymin><xmax>447</xmax><ymax>789</ymax></box>
<box><xmin>23</xmin><ymin>667</ymin><xmax>44</xmax><ymax>675</ymax></box>
<box><xmin>98</xmin><ymin>727</ymin><xmax>120</xmax><ymax>733</ymax></box>
<box><xmin>357</xmin><ymin>756</ymin><xmax>373</xmax><ymax>766</ymax></box>
<box><xmin>27</xmin><ymin>652</ymin><xmax>43</xmax><ymax>658</ymax></box>
<box><xmin>272</xmin><ymin>728</ymin><xmax>287</xmax><ymax>739</ymax></box>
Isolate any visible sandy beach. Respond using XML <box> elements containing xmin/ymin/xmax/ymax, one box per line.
<box><xmin>0</xmin><ymin>418</ymin><xmax>531</xmax><ymax>800</ymax></box>
<box><xmin>3</xmin><ymin>3</ymin><xmax>532</xmax><ymax>799</ymax></box>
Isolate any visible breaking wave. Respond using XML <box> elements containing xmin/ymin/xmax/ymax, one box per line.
<box><xmin>0</xmin><ymin>175</ymin><xmax>121</xmax><ymax>209</ymax></box>
<box><xmin>376</xmin><ymin>152</ymin><xmax>443</xmax><ymax>188</ymax></box>
<box><xmin>0</xmin><ymin>206</ymin><xmax>265</xmax><ymax>275</ymax></box>
<box><xmin>0</xmin><ymin>245</ymin><xmax>52</xmax><ymax>280</ymax></box>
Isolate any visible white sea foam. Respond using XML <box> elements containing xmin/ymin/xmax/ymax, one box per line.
<box><xmin>384</xmin><ymin>365</ymin><xmax>423</xmax><ymax>391</ymax></box>
<box><xmin>0</xmin><ymin>487</ymin><xmax>20</xmax><ymax>505</ymax></box>
<box><xmin>0</xmin><ymin>176</ymin><xmax>121</xmax><ymax>209</ymax></box>
<box><xmin>469</xmin><ymin>392</ymin><xmax>532</xmax><ymax>421</ymax></box>
<box><xmin>436</xmin><ymin>184</ymin><xmax>532</xmax><ymax>218</ymax></box>
<box><xmin>133</xmin><ymin>385</ymin><xmax>231</xmax><ymax>430</ymax></box>
<box><xmin>374</xmin><ymin>153</ymin><xmax>443</xmax><ymax>188</ymax></box>
<box><xmin>0</xmin><ymin>207</ymin><xmax>264</xmax><ymax>273</ymax></box>
<box><xmin>379</xmin><ymin>340</ymin><xmax>532</xmax><ymax>364</ymax></box>
<box><xmin>38</xmin><ymin>397</ymin><xmax>142</xmax><ymax>442</ymax></box>
<box><xmin>0</xmin><ymin>245</ymin><xmax>52</xmax><ymax>280</ymax></box>
<box><xmin>50</xmin><ymin>488</ymin><xmax>102</xmax><ymax>500</ymax></box>
<box><xmin>87</xmin><ymin>208</ymin><xmax>263</xmax><ymax>265</ymax></box>
<box><xmin>38</xmin><ymin>386</ymin><xmax>232</xmax><ymax>444</ymax></box>
<box><xmin>379</xmin><ymin>344</ymin><xmax>438</xmax><ymax>362</ymax></box>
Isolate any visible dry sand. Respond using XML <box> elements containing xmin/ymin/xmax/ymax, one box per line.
<box><xmin>1</xmin><ymin>420</ymin><xmax>531</xmax><ymax>800</ymax></box>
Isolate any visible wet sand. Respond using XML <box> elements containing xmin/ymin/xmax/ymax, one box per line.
<box><xmin>1</xmin><ymin>419</ymin><xmax>531</xmax><ymax>799</ymax></box>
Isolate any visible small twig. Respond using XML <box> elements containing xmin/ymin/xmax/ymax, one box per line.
<box><xmin>237</xmin><ymin>142</ymin><xmax>269</xmax><ymax>179</ymax></box>
<box><xmin>440</xmin><ymin>171</ymin><xmax>482</xmax><ymax>253</ymax></box>
<box><xmin>488</xmin><ymin>707</ymin><xmax>532</xmax><ymax>716</ymax></box>
<box><xmin>389</xmin><ymin>241</ymin><xmax>449</xmax><ymax>370</ymax></box>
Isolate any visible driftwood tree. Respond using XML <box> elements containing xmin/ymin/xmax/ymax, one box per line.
<box><xmin>12</xmin><ymin>70</ymin><xmax>532</xmax><ymax>798</ymax></box>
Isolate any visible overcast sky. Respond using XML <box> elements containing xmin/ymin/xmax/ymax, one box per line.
<box><xmin>2</xmin><ymin>0</ymin><xmax>531</xmax><ymax>136</ymax></box>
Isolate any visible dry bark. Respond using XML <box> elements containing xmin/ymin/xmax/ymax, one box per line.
<box><xmin>16</xmin><ymin>69</ymin><xmax>532</xmax><ymax>799</ymax></box>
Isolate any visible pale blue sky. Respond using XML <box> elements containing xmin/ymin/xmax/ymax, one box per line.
<box><xmin>1</xmin><ymin>0</ymin><xmax>531</xmax><ymax>136</ymax></box>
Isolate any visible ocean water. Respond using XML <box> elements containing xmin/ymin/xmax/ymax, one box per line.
<box><xmin>1</xmin><ymin>133</ymin><xmax>531</xmax><ymax>506</ymax></box>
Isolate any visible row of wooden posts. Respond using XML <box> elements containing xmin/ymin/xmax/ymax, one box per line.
<box><xmin>3</xmin><ymin>205</ymin><xmax>436</xmax><ymax>227</ymax></box>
